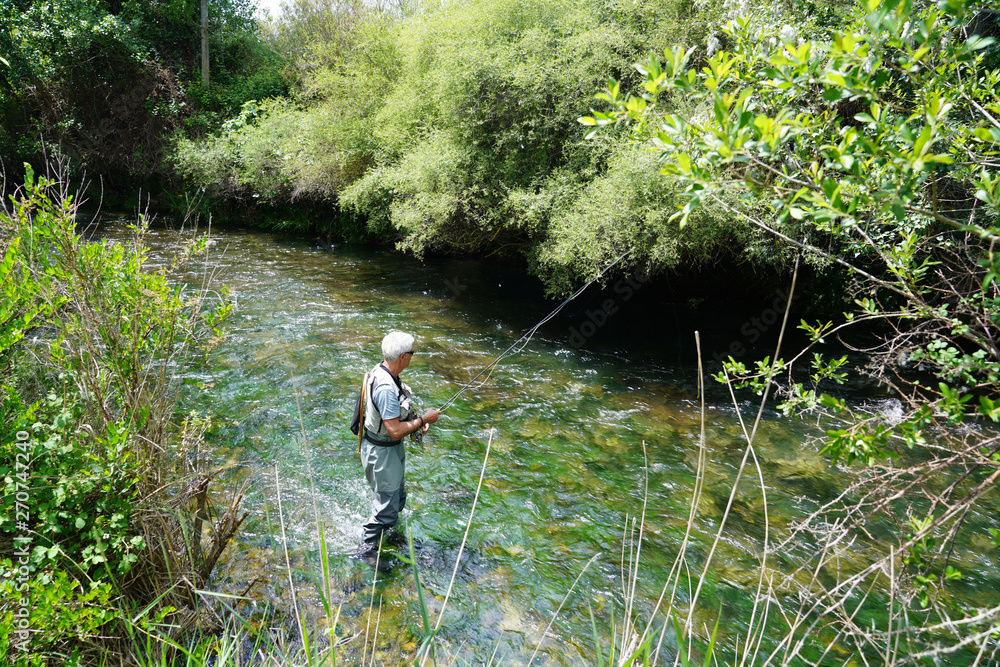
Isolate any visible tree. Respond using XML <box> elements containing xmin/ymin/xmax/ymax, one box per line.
<box><xmin>174</xmin><ymin>0</ymin><xmax>749</xmax><ymax>269</ymax></box>
<box><xmin>585</xmin><ymin>0</ymin><xmax>1000</xmax><ymax>661</ymax></box>
<box><xmin>0</xmin><ymin>0</ymin><xmax>284</xmax><ymax>188</ymax></box>
<box><xmin>202</xmin><ymin>0</ymin><xmax>210</xmax><ymax>86</ymax></box>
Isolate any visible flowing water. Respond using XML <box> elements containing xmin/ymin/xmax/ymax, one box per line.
<box><xmin>94</xmin><ymin>216</ymin><xmax>1000</xmax><ymax>665</ymax></box>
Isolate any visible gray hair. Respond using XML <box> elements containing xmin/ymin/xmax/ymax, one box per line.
<box><xmin>381</xmin><ymin>331</ymin><xmax>414</xmax><ymax>362</ymax></box>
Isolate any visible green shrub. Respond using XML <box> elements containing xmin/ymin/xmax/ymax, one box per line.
<box><xmin>0</xmin><ymin>567</ymin><xmax>117</xmax><ymax>667</ymax></box>
<box><xmin>340</xmin><ymin>0</ymin><xmax>680</xmax><ymax>256</ymax></box>
<box><xmin>0</xmin><ymin>0</ymin><xmax>287</xmax><ymax>185</ymax></box>
<box><xmin>531</xmin><ymin>143</ymin><xmax>763</xmax><ymax>290</ymax></box>
<box><xmin>1</xmin><ymin>391</ymin><xmax>143</xmax><ymax>580</ymax></box>
<box><xmin>175</xmin><ymin>0</ymin><xmax>781</xmax><ymax>284</ymax></box>
<box><xmin>0</xmin><ymin>167</ymin><xmax>235</xmax><ymax>664</ymax></box>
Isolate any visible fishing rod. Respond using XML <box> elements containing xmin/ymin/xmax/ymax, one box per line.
<box><xmin>436</xmin><ymin>249</ymin><xmax>633</xmax><ymax>413</ymax></box>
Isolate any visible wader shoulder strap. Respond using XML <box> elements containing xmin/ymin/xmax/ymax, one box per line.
<box><xmin>379</xmin><ymin>362</ymin><xmax>404</xmax><ymax>394</ymax></box>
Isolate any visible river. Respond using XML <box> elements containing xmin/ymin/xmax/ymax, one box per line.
<box><xmin>94</xmin><ymin>215</ymin><xmax>1000</xmax><ymax>665</ymax></box>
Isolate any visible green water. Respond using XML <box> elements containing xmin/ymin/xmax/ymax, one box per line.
<box><xmin>97</xmin><ymin>218</ymin><xmax>1000</xmax><ymax>665</ymax></box>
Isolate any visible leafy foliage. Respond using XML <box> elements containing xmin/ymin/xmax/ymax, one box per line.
<box><xmin>1</xmin><ymin>392</ymin><xmax>142</xmax><ymax>580</ymax></box>
<box><xmin>585</xmin><ymin>0</ymin><xmax>1000</xmax><ymax>661</ymax></box>
<box><xmin>172</xmin><ymin>0</ymin><xmax>782</xmax><ymax>289</ymax></box>
<box><xmin>0</xmin><ymin>569</ymin><xmax>117</xmax><ymax>667</ymax></box>
<box><xmin>0</xmin><ymin>167</ymin><xmax>235</xmax><ymax>664</ymax></box>
<box><xmin>0</xmin><ymin>0</ymin><xmax>286</xmax><ymax>185</ymax></box>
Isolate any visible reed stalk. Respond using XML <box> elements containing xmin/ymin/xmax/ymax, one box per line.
<box><xmin>413</xmin><ymin>428</ymin><xmax>496</xmax><ymax>666</ymax></box>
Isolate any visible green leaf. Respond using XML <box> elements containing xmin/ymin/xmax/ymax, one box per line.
<box><xmin>674</xmin><ymin>615</ymin><xmax>690</xmax><ymax>667</ymax></box>
<box><xmin>913</xmin><ymin>125</ymin><xmax>932</xmax><ymax>157</ymax></box>
<box><xmin>713</xmin><ymin>96</ymin><xmax>728</xmax><ymax>127</ymax></box>
<box><xmin>702</xmin><ymin>610</ymin><xmax>721</xmax><ymax>667</ymax></box>
<box><xmin>822</xmin><ymin>177</ymin><xmax>838</xmax><ymax>200</ymax></box>
<box><xmin>967</xmin><ymin>35</ymin><xmax>995</xmax><ymax>51</ymax></box>
<box><xmin>981</xmin><ymin>396</ymin><xmax>1000</xmax><ymax>422</ymax></box>
<box><xmin>587</xmin><ymin>602</ymin><xmax>604</xmax><ymax>667</ymax></box>
<box><xmin>676</xmin><ymin>153</ymin><xmax>692</xmax><ymax>174</ymax></box>
<box><xmin>819</xmin><ymin>393</ymin><xmax>846</xmax><ymax>411</ymax></box>
<box><xmin>826</xmin><ymin>72</ymin><xmax>847</xmax><ymax>87</ymax></box>
<box><xmin>973</xmin><ymin>127</ymin><xmax>1000</xmax><ymax>143</ymax></box>
<box><xmin>937</xmin><ymin>0</ymin><xmax>965</xmax><ymax>17</ymax></box>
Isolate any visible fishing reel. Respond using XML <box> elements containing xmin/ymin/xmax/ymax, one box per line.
<box><xmin>402</xmin><ymin>408</ymin><xmax>424</xmax><ymax>442</ymax></box>
<box><xmin>399</xmin><ymin>388</ymin><xmax>424</xmax><ymax>443</ymax></box>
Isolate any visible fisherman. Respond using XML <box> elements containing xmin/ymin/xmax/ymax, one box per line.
<box><xmin>356</xmin><ymin>331</ymin><xmax>440</xmax><ymax>560</ymax></box>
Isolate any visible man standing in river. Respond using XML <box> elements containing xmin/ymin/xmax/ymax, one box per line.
<box><xmin>355</xmin><ymin>331</ymin><xmax>441</xmax><ymax>562</ymax></box>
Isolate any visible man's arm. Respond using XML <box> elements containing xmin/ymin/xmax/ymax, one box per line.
<box><xmin>382</xmin><ymin>409</ymin><xmax>441</xmax><ymax>440</ymax></box>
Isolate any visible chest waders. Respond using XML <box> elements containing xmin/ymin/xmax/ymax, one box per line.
<box><xmin>358</xmin><ymin>363</ymin><xmax>416</xmax><ymax>544</ymax></box>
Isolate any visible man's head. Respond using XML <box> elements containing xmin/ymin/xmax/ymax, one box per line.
<box><xmin>382</xmin><ymin>331</ymin><xmax>415</xmax><ymax>363</ymax></box>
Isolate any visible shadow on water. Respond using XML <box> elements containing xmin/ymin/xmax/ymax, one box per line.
<box><xmin>90</xmin><ymin>216</ymin><xmax>1000</xmax><ymax>665</ymax></box>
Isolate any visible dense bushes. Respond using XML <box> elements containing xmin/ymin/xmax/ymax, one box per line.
<box><xmin>2</xmin><ymin>0</ymin><xmax>864</xmax><ymax>293</ymax></box>
<box><xmin>168</xmin><ymin>0</ymin><xmax>870</xmax><ymax>293</ymax></box>
<box><xmin>0</xmin><ymin>0</ymin><xmax>160</xmax><ymax>177</ymax></box>
<box><xmin>343</xmin><ymin>0</ymin><xmax>659</xmax><ymax>256</ymax></box>
<box><xmin>0</xmin><ymin>169</ymin><xmax>238</xmax><ymax>665</ymax></box>
<box><xmin>0</xmin><ymin>0</ymin><xmax>287</xmax><ymax>190</ymax></box>
<box><xmin>173</xmin><ymin>0</ymin><xmax>771</xmax><ymax>288</ymax></box>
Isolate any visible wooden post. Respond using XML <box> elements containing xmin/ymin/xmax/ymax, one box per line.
<box><xmin>200</xmin><ymin>0</ymin><xmax>209</xmax><ymax>87</ymax></box>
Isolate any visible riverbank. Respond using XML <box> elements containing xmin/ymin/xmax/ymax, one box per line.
<box><xmin>0</xmin><ymin>173</ymin><xmax>244</xmax><ymax>665</ymax></box>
